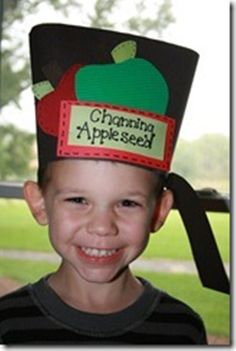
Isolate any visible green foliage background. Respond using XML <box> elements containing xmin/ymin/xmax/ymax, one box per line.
<box><xmin>0</xmin><ymin>124</ymin><xmax>35</xmax><ymax>181</ymax></box>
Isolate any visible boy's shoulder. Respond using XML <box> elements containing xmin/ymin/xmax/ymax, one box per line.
<box><xmin>157</xmin><ymin>288</ymin><xmax>200</xmax><ymax>315</ymax></box>
<box><xmin>0</xmin><ymin>284</ymin><xmax>29</xmax><ymax>304</ymax></box>
<box><xmin>151</xmin><ymin>286</ymin><xmax>206</xmax><ymax>338</ymax></box>
<box><xmin>140</xmin><ymin>278</ymin><xmax>203</xmax><ymax>321</ymax></box>
<box><xmin>0</xmin><ymin>282</ymin><xmax>43</xmax><ymax>323</ymax></box>
<box><xmin>0</xmin><ymin>284</ymin><xmax>33</xmax><ymax>313</ymax></box>
<box><xmin>0</xmin><ymin>282</ymin><xmax>30</xmax><ymax>298</ymax></box>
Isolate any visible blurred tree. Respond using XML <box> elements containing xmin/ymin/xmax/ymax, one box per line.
<box><xmin>127</xmin><ymin>0</ymin><xmax>174</xmax><ymax>36</ymax></box>
<box><xmin>193</xmin><ymin>134</ymin><xmax>229</xmax><ymax>183</ymax></box>
<box><xmin>172</xmin><ymin>134</ymin><xmax>229</xmax><ymax>191</ymax></box>
<box><xmin>0</xmin><ymin>124</ymin><xmax>35</xmax><ymax>180</ymax></box>
<box><xmin>0</xmin><ymin>0</ymin><xmax>174</xmax><ymax>108</ymax></box>
<box><xmin>172</xmin><ymin>139</ymin><xmax>196</xmax><ymax>180</ymax></box>
<box><xmin>88</xmin><ymin>0</ymin><xmax>119</xmax><ymax>28</ymax></box>
<box><xmin>0</xmin><ymin>0</ymin><xmax>80</xmax><ymax>108</ymax></box>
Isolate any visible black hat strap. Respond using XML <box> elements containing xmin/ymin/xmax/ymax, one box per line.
<box><xmin>165</xmin><ymin>173</ymin><xmax>230</xmax><ymax>294</ymax></box>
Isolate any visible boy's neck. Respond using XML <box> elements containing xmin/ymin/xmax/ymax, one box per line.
<box><xmin>47</xmin><ymin>264</ymin><xmax>144</xmax><ymax>314</ymax></box>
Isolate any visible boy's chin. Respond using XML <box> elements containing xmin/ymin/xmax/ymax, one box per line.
<box><xmin>73</xmin><ymin>264</ymin><xmax>129</xmax><ymax>285</ymax></box>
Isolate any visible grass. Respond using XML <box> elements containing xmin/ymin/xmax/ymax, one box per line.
<box><xmin>0</xmin><ymin>199</ymin><xmax>52</xmax><ymax>252</ymax></box>
<box><xmin>142</xmin><ymin>211</ymin><xmax>230</xmax><ymax>262</ymax></box>
<box><xmin>0</xmin><ymin>199</ymin><xmax>230</xmax><ymax>262</ymax></box>
<box><xmin>0</xmin><ymin>258</ymin><xmax>57</xmax><ymax>285</ymax></box>
<box><xmin>0</xmin><ymin>258</ymin><xmax>230</xmax><ymax>338</ymax></box>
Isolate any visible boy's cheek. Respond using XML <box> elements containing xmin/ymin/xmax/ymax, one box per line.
<box><xmin>48</xmin><ymin>211</ymin><xmax>86</xmax><ymax>238</ymax></box>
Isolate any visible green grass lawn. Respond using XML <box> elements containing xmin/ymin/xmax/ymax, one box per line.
<box><xmin>0</xmin><ymin>199</ymin><xmax>52</xmax><ymax>252</ymax></box>
<box><xmin>0</xmin><ymin>258</ymin><xmax>57</xmax><ymax>285</ymax></box>
<box><xmin>0</xmin><ymin>199</ymin><xmax>230</xmax><ymax>262</ymax></box>
<box><xmin>0</xmin><ymin>258</ymin><xmax>230</xmax><ymax>338</ymax></box>
<box><xmin>142</xmin><ymin>210</ymin><xmax>230</xmax><ymax>262</ymax></box>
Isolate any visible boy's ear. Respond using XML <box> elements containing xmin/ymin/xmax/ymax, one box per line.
<box><xmin>23</xmin><ymin>181</ymin><xmax>48</xmax><ymax>226</ymax></box>
<box><xmin>151</xmin><ymin>189</ymin><xmax>174</xmax><ymax>232</ymax></box>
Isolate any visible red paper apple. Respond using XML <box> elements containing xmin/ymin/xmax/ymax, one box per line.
<box><xmin>36</xmin><ymin>63</ymin><xmax>82</xmax><ymax>136</ymax></box>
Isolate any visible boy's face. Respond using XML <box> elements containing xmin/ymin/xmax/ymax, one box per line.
<box><xmin>24</xmin><ymin>160</ymin><xmax>173</xmax><ymax>285</ymax></box>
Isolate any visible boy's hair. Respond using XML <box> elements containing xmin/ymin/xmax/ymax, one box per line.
<box><xmin>37</xmin><ymin>166</ymin><xmax>48</xmax><ymax>191</ymax></box>
<box><xmin>37</xmin><ymin>161</ymin><xmax>167</xmax><ymax>198</ymax></box>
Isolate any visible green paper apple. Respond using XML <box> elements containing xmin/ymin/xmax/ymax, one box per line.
<box><xmin>75</xmin><ymin>40</ymin><xmax>169</xmax><ymax>114</ymax></box>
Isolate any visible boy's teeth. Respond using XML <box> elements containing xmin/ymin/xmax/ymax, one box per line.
<box><xmin>81</xmin><ymin>247</ymin><xmax>117</xmax><ymax>257</ymax></box>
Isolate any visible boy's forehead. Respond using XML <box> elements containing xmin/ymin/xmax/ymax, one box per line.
<box><xmin>49</xmin><ymin>159</ymin><xmax>155</xmax><ymax>174</ymax></box>
<box><xmin>47</xmin><ymin>159</ymin><xmax>159</xmax><ymax>186</ymax></box>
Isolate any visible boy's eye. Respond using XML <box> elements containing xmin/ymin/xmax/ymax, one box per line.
<box><xmin>120</xmin><ymin>199</ymin><xmax>140</xmax><ymax>208</ymax></box>
<box><xmin>65</xmin><ymin>197</ymin><xmax>87</xmax><ymax>205</ymax></box>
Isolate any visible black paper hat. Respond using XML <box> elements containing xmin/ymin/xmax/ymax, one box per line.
<box><xmin>29</xmin><ymin>23</ymin><xmax>229</xmax><ymax>294</ymax></box>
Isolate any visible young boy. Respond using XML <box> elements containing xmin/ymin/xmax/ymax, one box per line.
<box><xmin>0</xmin><ymin>24</ymin><xmax>229</xmax><ymax>345</ymax></box>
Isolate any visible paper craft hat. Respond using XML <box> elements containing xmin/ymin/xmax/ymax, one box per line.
<box><xmin>30</xmin><ymin>23</ymin><xmax>198</xmax><ymax>174</ymax></box>
<box><xmin>30</xmin><ymin>24</ymin><xmax>229</xmax><ymax>294</ymax></box>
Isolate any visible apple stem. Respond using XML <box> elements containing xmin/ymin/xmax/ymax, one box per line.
<box><xmin>111</xmin><ymin>40</ymin><xmax>137</xmax><ymax>63</ymax></box>
<box><xmin>32</xmin><ymin>80</ymin><xmax>54</xmax><ymax>100</ymax></box>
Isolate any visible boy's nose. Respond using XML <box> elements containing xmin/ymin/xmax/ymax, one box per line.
<box><xmin>86</xmin><ymin>208</ymin><xmax>118</xmax><ymax>236</ymax></box>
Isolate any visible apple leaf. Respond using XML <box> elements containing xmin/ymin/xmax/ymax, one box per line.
<box><xmin>111</xmin><ymin>40</ymin><xmax>137</xmax><ymax>63</ymax></box>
